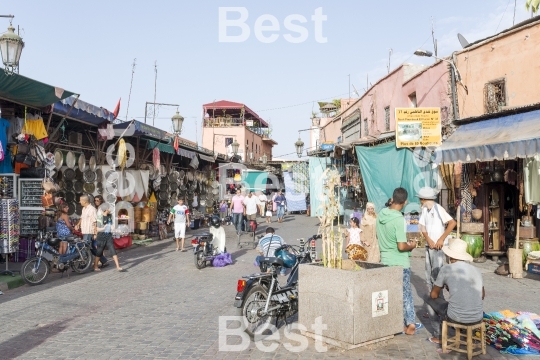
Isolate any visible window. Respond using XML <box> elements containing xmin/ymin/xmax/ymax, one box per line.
<box><xmin>225</xmin><ymin>137</ymin><xmax>233</xmax><ymax>146</ymax></box>
<box><xmin>384</xmin><ymin>107</ymin><xmax>390</xmax><ymax>131</ymax></box>
<box><xmin>363</xmin><ymin>118</ymin><xmax>368</xmax><ymax>136</ymax></box>
<box><xmin>409</xmin><ymin>92</ymin><xmax>417</xmax><ymax>108</ymax></box>
<box><xmin>484</xmin><ymin>79</ymin><xmax>506</xmax><ymax>114</ymax></box>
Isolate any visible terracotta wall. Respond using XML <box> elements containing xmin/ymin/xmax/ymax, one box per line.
<box><xmin>455</xmin><ymin>21</ymin><xmax>540</xmax><ymax>119</ymax></box>
<box><xmin>201</xmin><ymin>126</ymin><xmax>273</xmax><ymax>161</ymax></box>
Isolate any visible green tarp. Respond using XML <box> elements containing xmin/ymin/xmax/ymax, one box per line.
<box><xmin>355</xmin><ymin>141</ymin><xmax>431</xmax><ymax>212</ymax></box>
<box><xmin>0</xmin><ymin>71</ymin><xmax>75</xmax><ymax>108</ymax></box>
<box><xmin>242</xmin><ymin>171</ymin><xmax>268</xmax><ymax>192</ymax></box>
<box><xmin>147</xmin><ymin>139</ymin><xmax>176</xmax><ymax>154</ymax></box>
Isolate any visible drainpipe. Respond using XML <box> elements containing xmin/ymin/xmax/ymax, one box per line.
<box><xmin>450</xmin><ymin>52</ymin><xmax>459</xmax><ymax>121</ymax></box>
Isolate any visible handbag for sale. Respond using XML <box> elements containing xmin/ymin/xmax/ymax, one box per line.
<box><xmin>42</xmin><ymin>178</ymin><xmax>60</xmax><ymax>193</ymax></box>
<box><xmin>20</xmin><ymin>167</ymin><xmax>46</xmax><ymax>178</ymax></box>
<box><xmin>15</xmin><ymin>153</ymin><xmax>37</xmax><ymax>166</ymax></box>
<box><xmin>41</xmin><ymin>193</ymin><xmax>54</xmax><ymax>208</ymax></box>
<box><xmin>17</xmin><ymin>142</ymin><xmax>31</xmax><ymax>155</ymax></box>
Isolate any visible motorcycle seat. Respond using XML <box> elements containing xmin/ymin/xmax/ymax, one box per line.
<box><xmin>259</xmin><ymin>256</ymin><xmax>284</xmax><ymax>267</ymax></box>
<box><xmin>60</xmin><ymin>236</ymin><xmax>78</xmax><ymax>242</ymax></box>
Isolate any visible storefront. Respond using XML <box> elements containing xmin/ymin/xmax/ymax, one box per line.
<box><xmin>439</xmin><ymin>108</ymin><xmax>540</xmax><ymax>261</ymax></box>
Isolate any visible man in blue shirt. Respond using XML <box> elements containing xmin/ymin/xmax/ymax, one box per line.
<box><xmin>255</xmin><ymin>227</ymin><xmax>287</xmax><ymax>276</ymax></box>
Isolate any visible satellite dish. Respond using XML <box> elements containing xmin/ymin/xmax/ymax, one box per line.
<box><xmin>457</xmin><ymin>33</ymin><xmax>470</xmax><ymax>48</ymax></box>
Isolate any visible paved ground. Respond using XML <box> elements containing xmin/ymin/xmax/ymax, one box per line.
<box><xmin>0</xmin><ymin>214</ymin><xmax>539</xmax><ymax>359</ymax></box>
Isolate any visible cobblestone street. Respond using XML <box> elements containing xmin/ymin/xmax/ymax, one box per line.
<box><xmin>0</xmin><ymin>214</ymin><xmax>539</xmax><ymax>359</ymax></box>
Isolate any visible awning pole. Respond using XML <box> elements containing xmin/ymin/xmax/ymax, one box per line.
<box><xmin>45</xmin><ymin>94</ymin><xmax>80</xmax><ymax>151</ymax></box>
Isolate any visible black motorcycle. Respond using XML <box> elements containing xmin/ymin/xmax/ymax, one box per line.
<box><xmin>21</xmin><ymin>229</ymin><xmax>94</xmax><ymax>285</ymax></box>
<box><xmin>192</xmin><ymin>216</ymin><xmax>227</xmax><ymax>269</ymax></box>
<box><xmin>233</xmin><ymin>235</ymin><xmax>320</xmax><ymax>337</ymax></box>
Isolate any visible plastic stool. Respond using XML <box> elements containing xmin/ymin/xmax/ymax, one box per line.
<box><xmin>442</xmin><ymin>320</ymin><xmax>486</xmax><ymax>360</ymax></box>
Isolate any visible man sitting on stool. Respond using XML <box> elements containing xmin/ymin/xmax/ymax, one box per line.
<box><xmin>426</xmin><ymin>238</ymin><xmax>485</xmax><ymax>344</ymax></box>
<box><xmin>255</xmin><ymin>227</ymin><xmax>287</xmax><ymax>276</ymax></box>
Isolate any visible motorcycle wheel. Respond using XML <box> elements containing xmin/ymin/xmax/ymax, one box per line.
<box><xmin>21</xmin><ymin>257</ymin><xmax>50</xmax><ymax>285</ymax></box>
<box><xmin>71</xmin><ymin>247</ymin><xmax>94</xmax><ymax>274</ymax></box>
<box><xmin>194</xmin><ymin>251</ymin><xmax>206</xmax><ymax>269</ymax></box>
<box><xmin>236</xmin><ymin>285</ymin><xmax>274</xmax><ymax>338</ymax></box>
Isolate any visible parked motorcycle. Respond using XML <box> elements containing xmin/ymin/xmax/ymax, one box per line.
<box><xmin>21</xmin><ymin>229</ymin><xmax>94</xmax><ymax>285</ymax></box>
<box><xmin>192</xmin><ymin>216</ymin><xmax>227</xmax><ymax>269</ymax></box>
<box><xmin>233</xmin><ymin>234</ymin><xmax>321</xmax><ymax>337</ymax></box>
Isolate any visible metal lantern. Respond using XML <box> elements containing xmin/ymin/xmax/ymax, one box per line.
<box><xmin>311</xmin><ymin>117</ymin><xmax>320</xmax><ymax>127</ymax></box>
<box><xmin>0</xmin><ymin>24</ymin><xmax>24</xmax><ymax>74</ymax></box>
<box><xmin>171</xmin><ymin>111</ymin><xmax>184</xmax><ymax>134</ymax></box>
<box><xmin>262</xmin><ymin>153</ymin><xmax>267</xmax><ymax>164</ymax></box>
<box><xmin>231</xmin><ymin>139</ymin><xmax>239</xmax><ymax>156</ymax></box>
<box><xmin>295</xmin><ymin>138</ymin><xmax>304</xmax><ymax>158</ymax></box>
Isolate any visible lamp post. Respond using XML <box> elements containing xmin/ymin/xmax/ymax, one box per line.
<box><xmin>295</xmin><ymin>138</ymin><xmax>305</xmax><ymax>158</ymax></box>
<box><xmin>231</xmin><ymin>138</ymin><xmax>239</xmax><ymax>156</ymax></box>
<box><xmin>311</xmin><ymin>116</ymin><xmax>320</xmax><ymax>127</ymax></box>
<box><xmin>145</xmin><ymin>101</ymin><xmax>179</xmax><ymax>126</ymax></box>
<box><xmin>0</xmin><ymin>15</ymin><xmax>24</xmax><ymax>75</ymax></box>
<box><xmin>414</xmin><ymin>49</ymin><xmax>462</xmax><ymax>120</ymax></box>
<box><xmin>171</xmin><ymin>110</ymin><xmax>184</xmax><ymax>134</ymax></box>
<box><xmin>212</xmin><ymin>134</ymin><xmax>239</xmax><ymax>157</ymax></box>
<box><xmin>262</xmin><ymin>152</ymin><xmax>267</xmax><ymax>164</ymax></box>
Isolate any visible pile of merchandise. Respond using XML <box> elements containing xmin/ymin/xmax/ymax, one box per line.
<box><xmin>484</xmin><ymin>310</ymin><xmax>540</xmax><ymax>355</ymax></box>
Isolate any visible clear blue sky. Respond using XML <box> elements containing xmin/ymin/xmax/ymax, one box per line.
<box><xmin>3</xmin><ymin>0</ymin><xmax>531</xmax><ymax>158</ymax></box>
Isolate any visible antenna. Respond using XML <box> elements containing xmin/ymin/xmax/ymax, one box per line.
<box><xmin>352</xmin><ymin>84</ymin><xmax>360</xmax><ymax>97</ymax></box>
<box><xmin>125</xmin><ymin>58</ymin><xmax>136</xmax><ymax>121</ymax></box>
<box><xmin>457</xmin><ymin>33</ymin><xmax>470</xmax><ymax>48</ymax></box>
<box><xmin>152</xmin><ymin>61</ymin><xmax>158</xmax><ymax>126</ymax></box>
<box><xmin>387</xmin><ymin>49</ymin><xmax>393</xmax><ymax>74</ymax></box>
<box><xmin>348</xmin><ymin>74</ymin><xmax>351</xmax><ymax>100</ymax></box>
<box><xmin>431</xmin><ymin>17</ymin><xmax>437</xmax><ymax>58</ymax></box>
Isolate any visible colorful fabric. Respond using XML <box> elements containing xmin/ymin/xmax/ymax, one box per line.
<box><xmin>484</xmin><ymin>311</ymin><xmax>540</xmax><ymax>355</ymax></box>
<box><xmin>292</xmin><ymin>162</ymin><xmax>309</xmax><ymax>193</ymax></box>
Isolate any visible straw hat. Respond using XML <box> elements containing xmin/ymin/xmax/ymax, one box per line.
<box><xmin>442</xmin><ymin>238</ymin><xmax>473</xmax><ymax>262</ymax></box>
<box><xmin>416</xmin><ymin>187</ymin><xmax>438</xmax><ymax>200</ymax></box>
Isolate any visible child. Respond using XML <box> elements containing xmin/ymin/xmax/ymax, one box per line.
<box><xmin>219</xmin><ymin>200</ymin><xmax>228</xmax><ymax>220</ymax></box>
<box><xmin>346</xmin><ymin>217</ymin><xmax>362</xmax><ymax>246</ymax></box>
<box><xmin>265</xmin><ymin>201</ymin><xmax>273</xmax><ymax>223</ymax></box>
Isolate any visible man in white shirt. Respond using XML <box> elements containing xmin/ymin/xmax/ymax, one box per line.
<box><xmin>258</xmin><ymin>192</ymin><xmax>267</xmax><ymax>217</ymax></box>
<box><xmin>243</xmin><ymin>191</ymin><xmax>260</xmax><ymax>223</ymax></box>
<box><xmin>167</xmin><ymin>198</ymin><xmax>190</xmax><ymax>252</ymax></box>
<box><xmin>417</xmin><ymin>187</ymin><xmax>456</xmax><ymax>291</ymax></box>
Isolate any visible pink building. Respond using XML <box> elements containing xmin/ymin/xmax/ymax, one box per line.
<box><xmin>455</xmin><ymin>17</ymin><xmax>540</xmax><ymax>119</ymax></box>
<box><xmin>201</xmin><ymin>100</ymin><xmax>276</xmax><ymax>162</ymax></box>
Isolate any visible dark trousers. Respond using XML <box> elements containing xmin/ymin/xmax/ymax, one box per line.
<box><xmin>83</xmin><ymin>234</ymin><xmax>108</xmax><ymax>264</ymax></box>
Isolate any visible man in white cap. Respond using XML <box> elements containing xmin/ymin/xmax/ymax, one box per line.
<box><xmin>426</xmin><ymin>238</ymin><xmax>485</xmax><ymax>344</ymax></box>
<box><xmin>417</xmin><ymin>187</ymin><xmax>456</xmax><ymax>292</ymax></box>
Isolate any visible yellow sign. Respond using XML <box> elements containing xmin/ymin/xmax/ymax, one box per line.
<box><xmin>395</xmin><ymin>107</ymin><xmax>441</xmax><ymax>148</ymax></box>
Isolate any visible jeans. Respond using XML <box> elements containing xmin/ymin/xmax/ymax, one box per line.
<box><xmin>425</xmin><ymin>247</ymin><xmax>445</xmax><ymax>290</ymax></box>
<box><xmin>83</xmin><ymin>234</ymin><xmax>107</xmax><ymax>265</ymax></box>
<box><xmin>277</xmin><ymin>206</ymin><xmax>285</xmax><ymax>219</ymax></box>
<box><xmin>232</xmin><ymin>213</ymin><xmax>243</xmax><ymax>233</ymax></box>
<box><xmin>403</xmin><ymin>268</ymin><xmax>416</xmax><ymax>327</ymax></box>
<box><xmin>425</xmin><ymin>297</ymin><xmax>449</xmax><ymax>337</ymax></box>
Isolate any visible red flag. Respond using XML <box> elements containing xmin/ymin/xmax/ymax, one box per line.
<box><xmin>173</xmin><ymin>135</ymin><xmax>179</xmax><ymax>152</ymax></box>
<box><xmin>112</xmin><ymin>98</ymin><xmax>121</xmax><ymax>119</ymax></box>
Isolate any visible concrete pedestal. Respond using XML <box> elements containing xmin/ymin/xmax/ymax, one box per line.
<box><xmin>298</xmin><ymin>262</ymin><xmax>403</xmax><ymax>350</ymax></box>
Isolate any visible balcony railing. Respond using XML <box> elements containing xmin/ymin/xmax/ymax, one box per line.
<box><xmin>204</xmin><ymin>117</ymin><xmax>272</xmax><ymax>138</ymax></box>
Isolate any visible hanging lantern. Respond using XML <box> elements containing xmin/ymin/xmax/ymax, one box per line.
<box><xmin>0</xmin><ymin>23</ymin><xmax>24</xmax><ymax>75</ymax></box>
<box><xmin>262</xmin><ymin>153</ymin><xmax>267</xmax><ymax>164</ymax></box>
<box><xmin>295</xmin><ymin>138</ymin><xmax>304</xmax><ymax>158</ymax></box>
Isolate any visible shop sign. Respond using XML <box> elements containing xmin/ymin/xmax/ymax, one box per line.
<box><xmin>245</xmin><ymin>120</ymin><xmax>254</xmax><ymax>127</ymax></box>
<box><xmin>395</xmin><ymin>107</ymin><xmax>441</xmax><ymax>148</ymax></box>
<box><xmin>320</xmin><ymin>143</ymin><xmax>335</xmax><ymax>151</ymax></box>
<box><xmin>372</xmin><ymin>290</ymin><xmax>388</xmax><ymax>317</ymax></box>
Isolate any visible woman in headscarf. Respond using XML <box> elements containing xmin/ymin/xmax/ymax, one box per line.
<box><xmin>361</xmin><ymin>202</ymin><xmax>380</xmax><ymax>263</ymax></box>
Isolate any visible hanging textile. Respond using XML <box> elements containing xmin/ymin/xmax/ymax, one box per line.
<box><xmin>283</xmin><ymin>171</ymin><xmax>307</xmax><ymax>212</ymax></box>
<box><xmin>309</xmin><ymin>157</ymin><xmax>331</xmax><ymax>217</ymax></box>
<box><xmin>461</xmin><ymin>165</ymin><xmax>472</xmax><ymax>222</ymax></box>
<box><xmin>440</xmin><ymin>163</ymin><xmax>455</xmax><ymax>207</ymax></box>
<box><xmin>22</xmin><ymin>117</ymin><xmax>48</xmax><ymax>140</ymax></box>
<box><xmin>0</xmin><ymin>118</ymin><xmax>13</xmax><ymax>173</ymax></box>
<box><xmin>153</xmin><ymin>147</ymin><xmax>160</xmax><ymax>170</ymax></box>
<box><xmin>118</xmin><ymin>138</ymin><xmax>127</xmax><ymax>169</ymax></box>
<box><xmin>524</xmin><ymin>155</ymin><xmax>540</xmax><ymax>205</ymax></box>
<box><xmin>291</xmin><ymin>162</ymin><xmax>309</xmax><ymax>194</ymax></box>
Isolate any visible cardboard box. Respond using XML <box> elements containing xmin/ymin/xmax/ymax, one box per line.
<box><xmin>519</xmin><ymin>226</ymin><xmax>537</xmax><ymax>239</ymax></box>
<box><xmin>461</xmin><ymin>222</ymin><xmax>484</xmax><ymax>233</ymax></box>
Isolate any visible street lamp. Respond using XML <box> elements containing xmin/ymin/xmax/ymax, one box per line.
<box><xmin>295</xmin><ymin>138</ymin><xmax>304</xmax><ymax>158</ymax></box>
<box><xmin>311</xmin><ymin>116</ymin><xmax>320</xmax><ymax>127</ymax></box>
<box><xmin>231</xmin><ymin>139</ymin><xmax>239</xmax><ymax>156</ymax></box>
<box><xmin>171</xmin><ymin>111</ymin><xmax>184</xmax><ymax>134</ymax></box>
<box><xmin>262</xmin><ymin>152</ymin><xmax>267</xmax><ymax>164</ymax></box>
<box><xmin>0</xmin><ymin>16</ymin><xmax>24</xmax><ymax>75</ymax></box>
<box><xmin>414</xmin><ymin>49</ymin><xmax>462</xmax><ymax>82</ymax></box>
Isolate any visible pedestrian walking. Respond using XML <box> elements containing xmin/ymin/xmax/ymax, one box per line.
<box><xmin>243</xmin><ymin>191</ymin><xmax>260</xmax><ymax>224</ymax></box>
<box><xmin>93</xmin><ymin>203</ymin><xmax>125</xmax><ymax>272</ymax></box>
<box><xmin>230</xmin><ymin>189</ymin><xmax>245</xmax><ymax>234</ymax></box>
<box><xmin>265</xmin><ymin>201</ymin><xmax>273</xmax><ymax>223</ymax></box>
<box><xmin>258</xmin><ymin>192</ymin><xmax>267</xmax><ymax>217</ymax></box>
<box><xmin>75</xmin><ymin>195</ymin><xmax>108</xmax><ymax>268</ymax></box>
<box><xmin>167</xmin><ymin>198</ymin><xmax>190</xmax><ymax>252</ymax></box>
<box><xmin>219</xmin><ymin>200</ymin><xmax>228</xmax><ymax>220</ymax></box>
<box><xmin>377</xmin><ymin>188</ymin><xmax>422</xmax><ymax>335</ymax></box>
<box><xmin>274</xmin><ymin>190</ymin><xmax>286</xmax><ymax>223</ymax></box>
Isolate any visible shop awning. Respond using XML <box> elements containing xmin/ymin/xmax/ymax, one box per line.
<box><xmin>198</xmin><ymin>154</ymin><xmax>215</xmax><ymax>163</ymax></box>
<box><xmin>113</xmin><ymin>120</ymin><xmax>166</xmax><ymax>140</ymax></box>
<box><xmin>440</xmin><ymin>109</ymin><xmax>540</xmax><ymax>163</ymax></box>
<box><xmin>147</xmin><ymin>139</ymin><xmax>176</xmax><ymax>154</ymax></box>
<box><xmin>0</xmin><ymin>71</ymin><xmax>76</xmax><ymax>108</ymax></box>
<box><xmin>53</xmin><ymin>96</ymin><xmax>113</xmax><ymax>126</ymax></box>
